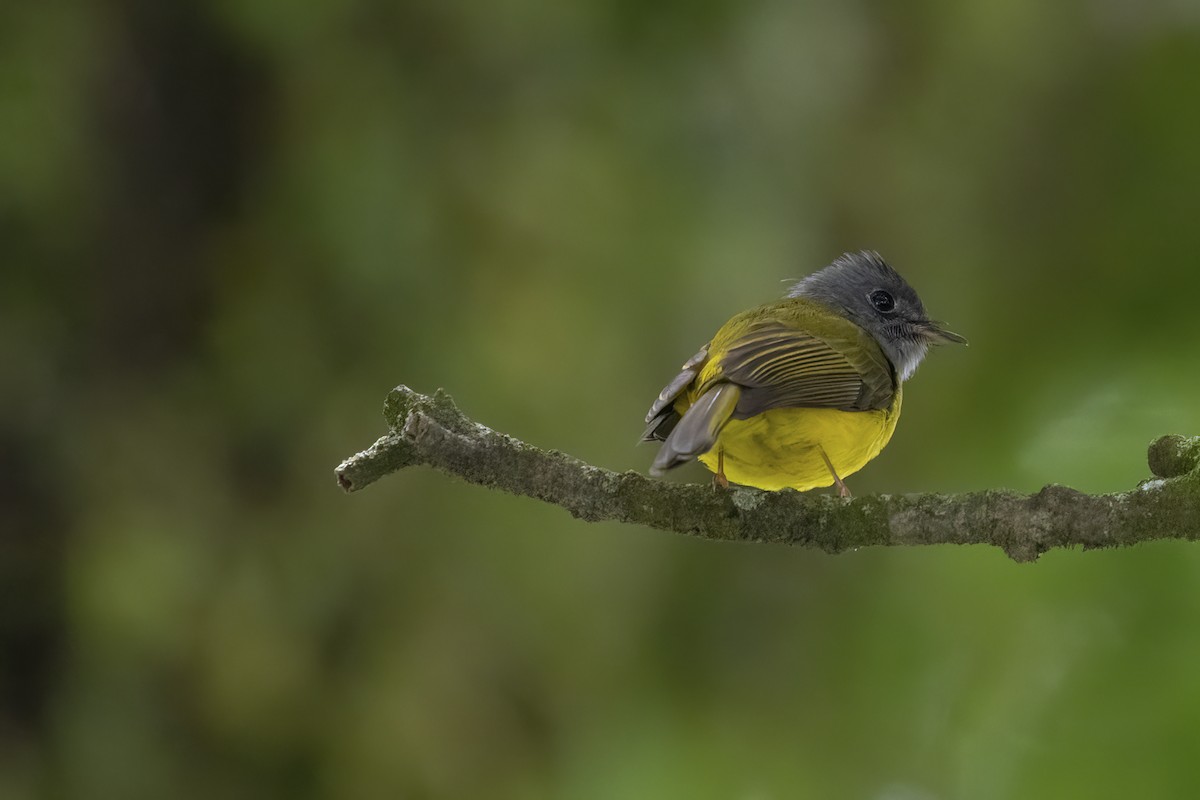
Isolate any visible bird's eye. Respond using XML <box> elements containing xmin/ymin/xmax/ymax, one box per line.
<box><xmin>870</xmin><ymin>290</ymin><xmax>895</xmax><ymax>313</ymax></box>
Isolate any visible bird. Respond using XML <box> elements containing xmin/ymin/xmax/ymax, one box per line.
<box><xmin>641</xmin><ymin>251</ymin><xmax>965</xmax><ymax>495</ymax></box>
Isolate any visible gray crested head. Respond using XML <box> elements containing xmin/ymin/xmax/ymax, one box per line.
<box><xmin>787</xmin><ymin>251</ymin><xmax>966</xmax><ymax>381</ymax></box>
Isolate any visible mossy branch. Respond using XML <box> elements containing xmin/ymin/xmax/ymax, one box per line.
<box><xmin>334</xmin><ymin>385</ymin><xmax>1200</xmax><ymax>563</ymax></box>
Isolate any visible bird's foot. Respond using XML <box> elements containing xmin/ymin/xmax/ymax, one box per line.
<box><xmin>818</xmin><ymin>446</ymin><xmax>851</xmax><ymax>498</ymax></box>
<box><xmin>713</xmin><ymin>447</ymin><xmax>730</xmax><ymax>491</ymax></box>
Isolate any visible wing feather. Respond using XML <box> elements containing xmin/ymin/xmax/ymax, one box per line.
<box><xmin>717</xmin><ymin>322</ymin><xmax>894</xmax><ymax>417</ymax></box>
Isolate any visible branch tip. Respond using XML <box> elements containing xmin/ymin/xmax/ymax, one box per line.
<box><xmin>384</xmin><ymin>384</ymin><xmax>419</xmax><ymax>430</ymax></box>
<box><xmin>1148</xmin><ymin>435</ymin><xmax>1200</xmax><ymax>479</ymax></box>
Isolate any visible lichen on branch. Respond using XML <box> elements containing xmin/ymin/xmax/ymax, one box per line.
<box><xmin>334</xmin><ymin>385</ymin><xmax>1200</xmax><ymax>563</ymax></box>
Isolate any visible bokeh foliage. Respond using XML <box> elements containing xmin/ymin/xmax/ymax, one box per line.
<box><xmin>5</xmin><ymin>0</ymin><xmax>1200</xmax><ymax>797</ymax></box>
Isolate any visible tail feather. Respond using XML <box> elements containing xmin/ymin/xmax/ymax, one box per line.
<box><xmin>640</xmin><ymin>408</ymin><xmax>681</xmax><ymax>443</ymax></box>
<box><xmin>643</xmin><ymin>347</ymin><xmax>709</xmax><ymax>433</ymax></box>
<box><xmin>650</xmin><ymin>383</ymin><xmax>741</xmax><ymax>475</ymax></box>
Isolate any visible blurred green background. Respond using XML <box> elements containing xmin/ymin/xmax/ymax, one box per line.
<box><xmin>5</xmin><ymin>0</ymin><xmax>1200</xmax><ymax>797</ymax></box>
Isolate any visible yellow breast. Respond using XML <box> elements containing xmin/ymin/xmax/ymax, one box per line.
<box><xmin>693</xmin><ymin>386</ymin><xmax>903</xmax><ymax>491</ymax></box>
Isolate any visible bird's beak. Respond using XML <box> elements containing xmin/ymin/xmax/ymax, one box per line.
<box><xmin>919</xmin><ymin>321</ymin><xmax>968</xmax><ymax>345</ymax></box>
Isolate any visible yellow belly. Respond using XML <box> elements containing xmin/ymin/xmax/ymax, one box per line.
<box><xmin>696</xmin><ymin>389</ymin><xmax>903</xmax><ymax>491</ymax></box>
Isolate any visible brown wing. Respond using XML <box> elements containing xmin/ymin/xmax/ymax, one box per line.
<box><xmin>716</xmin><ymin>323</ymin><xmax>894</xmax><ymax>418</ymax></box>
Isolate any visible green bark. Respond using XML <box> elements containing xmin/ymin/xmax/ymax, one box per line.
<box><xmin>335</xmin><ymin>386</ymin><xmax>1200</xmax><ymax>563</ymax></box>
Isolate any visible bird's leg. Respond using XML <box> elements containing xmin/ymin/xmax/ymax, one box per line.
<box><xmin>818</xmin><ymin>446</ymin><xmax>851</xmax><ymax>498</ymax></box>
<box><xmin>712</xmin><ymin>446</ymin><xmax>730</xmax><ymax>490</ymax></box>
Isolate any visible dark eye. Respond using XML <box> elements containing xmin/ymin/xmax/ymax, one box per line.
<box><xmin>870</xmin><ymin>290</ymin><xmax>895</xmax><ymax>313</ymax></box>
